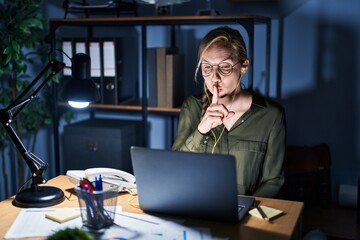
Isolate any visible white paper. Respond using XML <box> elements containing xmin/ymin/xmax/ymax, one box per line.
<box><xmin>4</xmin><ymin>208</ymin><xmax>82</xmax><ymax>239</ymax></box>
<box><xmin>5</xmin><ymin>208</ymin><xmax>212</xmax><ymax>240</ymax></box>
<box><xmin>110</xmin><ymin>211</ymin><xmax>212</xmax><ymax>240</ymax></box>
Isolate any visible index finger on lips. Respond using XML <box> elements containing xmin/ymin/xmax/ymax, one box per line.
<box><xmin>212</xmin><ymin>84</ymin><xmax>218</xmax><ymax>104</ymax></box>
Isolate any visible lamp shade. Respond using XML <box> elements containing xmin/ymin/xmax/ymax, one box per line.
<box><xmin>61</xmin><ymin>53</ymin><xmax>100</xmax><ymax>103</ymax></box>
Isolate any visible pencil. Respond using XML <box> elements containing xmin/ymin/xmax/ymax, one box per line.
<box><xmin>256</xmin><ymin>206</ymin><xmax>270</xmax><ymax>221</ymax></box>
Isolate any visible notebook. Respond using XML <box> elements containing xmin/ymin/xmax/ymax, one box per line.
<box><xmin>130</xmin><ymin>146</ymin><xmax>255</xmax><ymax>223</ymax></box>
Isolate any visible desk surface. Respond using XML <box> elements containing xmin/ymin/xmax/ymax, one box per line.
<box><xmin>0</xmin><ymin>175</ymin><xmax>304</xmax><ymax>240</ymax></box>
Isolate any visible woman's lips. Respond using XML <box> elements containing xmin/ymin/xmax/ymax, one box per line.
<box><xmin>213</xmin><ymin>84</ymin><xmax>221</xmax><ymax>92</ymax></box>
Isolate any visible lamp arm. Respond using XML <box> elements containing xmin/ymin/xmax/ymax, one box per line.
<box><xmin>0</xmin><ymin>59</ymin><xmax>65</xmax><ymax>185</ymax></box>
<box><xmin>6</xmin><ymin>60</ymin><xmax>65</xmax><ymax>119</ymax></box>
<box><xmin>0</xmin><ymin>118</ymin><xmax>47</xmax><ymax>184</ymax></box>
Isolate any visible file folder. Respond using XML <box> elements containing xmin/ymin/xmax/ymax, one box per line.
<box><xmin>89</xmin><ymin>40</ymin><xmax>102</xmax><ymax>104</ymax></box>
<box><xmin>75</xmin><ymin>39</ymin><xmax>86</xmax><ymax>54</ymax></box>
<box><xmin>101</xmin><ymin>39</ymin><xmax>119</xmax><ymax>104</ymax></box>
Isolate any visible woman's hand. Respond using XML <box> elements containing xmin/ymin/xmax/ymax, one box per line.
<box><xmin>197</xmin><ymin>85</ymin><xmax>235</xmax><ymax>134</ymax></box>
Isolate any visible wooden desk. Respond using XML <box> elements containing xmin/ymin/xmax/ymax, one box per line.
<box><xmin>0</xmin><ymin>175</ymin><xmax>304</xmax><ymax>240</ymax></box>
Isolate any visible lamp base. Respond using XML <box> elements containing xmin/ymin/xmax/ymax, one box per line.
<box><xmin>13</xmin><ymin>186</ymin><xmax>65</xmax><ymax>208</ymax></box>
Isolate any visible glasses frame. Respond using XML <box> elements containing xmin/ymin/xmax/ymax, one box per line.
<box><xmin>201</xmin><ymin>61</ymin><xmax>240</xmax><ymax>77</ymax></box>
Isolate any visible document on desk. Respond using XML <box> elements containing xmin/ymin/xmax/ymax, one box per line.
<box><xmin>110</xmin><ymin>211</ymin><xmax>212</xmax><ymax>240</ymax></box>
<box><xmin>4</xmin><ymin>208</ymin><xmax>82</xmax><ymax>239</ymax></box>
<box><xmin>5</xmin><ymin>208</ymin><xmax>212</xmax><ymax>240</ymax></box>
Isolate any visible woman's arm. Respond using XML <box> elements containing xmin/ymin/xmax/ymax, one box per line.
<box><xmin>172</xmin><ymin>97</ymin><xmax>208</xmax><ymax>152</ymax></box>
<box><xmin>253</xmin><ymin>111</ymin><xmax>286</xmax><ymax>198</ymax></box>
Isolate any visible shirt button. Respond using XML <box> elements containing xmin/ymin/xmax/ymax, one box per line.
<box><xmin>203</xmin><ymin>140</ymin><xmax>208</xmax><ymax>144</ymax></box>
<box><xmin>241</xmin><ymin>119</ymin><xmax>245</xmax><ymax>123</ymax></box>
<box><xmin>205</xmin><ymin>136</ymin><xmax>209</xmax><ymax>139</ymax></box>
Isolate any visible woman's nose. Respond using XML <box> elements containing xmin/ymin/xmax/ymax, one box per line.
<box><xmin>211</xmin><ymin>69</ymin><xmax>221</xmax><ymax>82</ymax></box>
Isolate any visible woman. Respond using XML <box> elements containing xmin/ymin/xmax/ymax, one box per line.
<box><xmin>172</xmin><ymin>26</ymin><xmax>286</xmax><ymax>198</ymax></box>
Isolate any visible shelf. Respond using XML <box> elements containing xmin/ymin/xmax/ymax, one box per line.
<box><xmin>58</xmin><ymin>102</ymin><xmax>181</xmax><ymax>114</ymax></box>
<box><xmin>49</xmin><ymin>15</ymin><xmax>269</xmax><ymax>28</ymax></box>
<box><xmin>147</xmin><ymin>107</ymin><xmax>180</xmax><ymax>113</ymax></box>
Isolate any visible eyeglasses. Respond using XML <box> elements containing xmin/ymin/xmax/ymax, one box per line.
<box><xmin>201</xmin><ymin>61</ymin><xmax>240</xmax><ymax>77</ymax></box>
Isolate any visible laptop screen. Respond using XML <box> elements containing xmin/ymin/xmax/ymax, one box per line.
<box><xmin>130</xmin><ymin>146</ymin><xmax>254</xmax><ymax>222</ymax></box>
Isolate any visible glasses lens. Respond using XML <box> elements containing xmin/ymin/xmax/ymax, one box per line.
<box><xmin>201</xmin><ymin>63</ymin><xmax>212</xmax><ymax>76</ymax></box>
<box><xmin>218</xmin><ymin>63</ymin><xmax>233</xmax><ymax>75</ymax></box>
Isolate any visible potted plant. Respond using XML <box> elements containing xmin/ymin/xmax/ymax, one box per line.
<box><xmin>47</xmin><ymin>227</ymin><xmax>93</xmax><ymax>240</ymax></box>
<box><xmin>0</xmin><ymin>0</ymin><xmax>60</xmax><ymax>198</ymax></box>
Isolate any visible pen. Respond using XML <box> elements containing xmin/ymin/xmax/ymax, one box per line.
<box><xmin>256</xmin><ymin>205</ymin><xmax>270</xmax><ymax>221</ymax></box>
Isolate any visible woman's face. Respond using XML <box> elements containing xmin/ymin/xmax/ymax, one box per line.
<box><xmin>201</xmin><ymin>45</ymin><xmax>242</xmax><ymax>101</ymax></box>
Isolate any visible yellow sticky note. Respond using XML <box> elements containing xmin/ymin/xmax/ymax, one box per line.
<box><xmin>45</xmin><ymin>208</ymin><xmax>81</xmax><ymax>223</ymax></box>
<box><xmin>249</xmin><ymin>205</ymin><xmax>284</xmax><ymax>220</ymax></box>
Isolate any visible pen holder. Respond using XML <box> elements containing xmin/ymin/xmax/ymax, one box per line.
<box><xmin>75</xmin><ymin>184</ymin><xmax>119</xmax><ymax>229</ymax></box>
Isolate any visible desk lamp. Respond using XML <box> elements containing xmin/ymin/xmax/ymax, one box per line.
<box><xmin>0</xmin><ymin>52</ymin><xmax>100</xmax><ymax>208</ymax></box>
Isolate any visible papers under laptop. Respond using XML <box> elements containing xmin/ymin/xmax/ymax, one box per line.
<box><xmin>130</xmin><ymin>146</ymin><xmax>255</xmax><ymax>223</ymax></box>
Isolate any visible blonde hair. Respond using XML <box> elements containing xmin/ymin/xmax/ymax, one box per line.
<box><xmin>195</xmin><ymin>27</ymin><xmax>248</xmax><ymax>116</ymax></box>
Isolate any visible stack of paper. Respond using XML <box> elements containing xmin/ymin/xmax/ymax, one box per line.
<box><xmin>248</xmin><ymin>205</ymin><xmax>284</xmax><ymax>220</ymax></box>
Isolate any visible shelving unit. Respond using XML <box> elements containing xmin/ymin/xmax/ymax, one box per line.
<box><xmin>49</xmin><ymin>15</ymin><xmax>271</xmax><ymax>175</ymax></box>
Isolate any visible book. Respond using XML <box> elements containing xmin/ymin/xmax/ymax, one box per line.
<box><xmin>156</xmin><ymin>48</ymin><xmax>167</xmax><ymax>108</ymax></box>
<box><xmin>165</xmin><ymin>53</ymin><xmax>184</xmax><ymax>108</ymax></box>
<box><xmin>147</xmin><ymin>47</ymin><xmax>183</xmax><ymax>108</ymax></box>
<box><xmin>248</xmin><ymin>205</ymin><xmax>284</xmax><ymax>220</ymax></box>
<box><xmin>147</xmin><ymin>47</ymin><xmax>167</xmax><ymax>107</ymax></box>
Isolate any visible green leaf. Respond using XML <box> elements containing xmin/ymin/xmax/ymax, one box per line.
<box><xmin>3</xmin><ymin>47</ymin><xmax>11</xmax><ymax>55</ymax></box>
<box><xmin>5</xmin><ymin>54</ymin><xmax>12</xmax><ymax>65</ymax></box>
<box><xmin>11</xmin><ymin>41</ymin><xmax>21</xmax><ymax>54</ymax></box>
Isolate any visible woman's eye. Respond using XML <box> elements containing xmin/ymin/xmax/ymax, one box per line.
<box><xmin>202</xmin><ymin>66</ymin><xmax>212</xmax><ymax>73</ymax></box>
<box><xmin>203</xmin><ymin>65</ymin><xmax>211</xmax><ymax>70</ymax></box>
<box><xmin>220</xmin><ymin>64</ymin><xmax>231</xmax><ymax>70</ymax></box>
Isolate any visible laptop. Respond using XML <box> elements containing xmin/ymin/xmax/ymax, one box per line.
<box><xmin>130</xmin><ymin>146</ymin><xmax>255</xmax><ymax>223</ymax></box>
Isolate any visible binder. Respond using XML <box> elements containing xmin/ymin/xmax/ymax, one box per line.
<box><xmin>75</xmin><ymin>39</ymin><xmax>86</xmax><ymax>54</ymax></box>
<box><xmin>88</xmin><ymin>40</ymin><xmax>102</xmax><ymax>104</ymax></box>
<box><xmin>60</xmin><ymin>38</ymin><xmax>74</xmax><ymax>102</ymax></box>
<box><xmin>61</xmin><ymin>37</ymin><xmax>125</xmax><ymax>105</ymax></box>
<box><xmin>101</xmin><ymin>39</ymin><xmax>121</xmax><ymax>104</ymax></box>
<box><xmin>61</xmin><ymin>39</ymin><xmax>73</xmax><ymax>76</ymax></box>
<box><xmin>89</xmin><ymin>41</ymin><xmax>101</xmax><ymax>78</ymax></box>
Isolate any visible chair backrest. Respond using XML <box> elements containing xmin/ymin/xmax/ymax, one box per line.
<box><xmin>278</xmin><ymin>143</ymin><xmax>331</xmax><ymax>207</ymax></box>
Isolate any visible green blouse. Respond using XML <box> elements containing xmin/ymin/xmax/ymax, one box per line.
<box><xmin>172</xmin><ymin>93</ymin><xmax>286</xmax><ymax>198</ymax></box>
